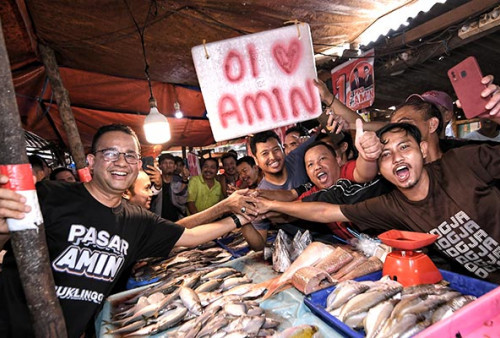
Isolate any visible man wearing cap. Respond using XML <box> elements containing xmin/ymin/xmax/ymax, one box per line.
<box><xmin>316</xmin><ymin>75</ymin><xmax>500</xmax><ymax>163</ymax></box>
<box><xmin>407</xmin><ymin>90</ymin><xmax>455</xmax><ymax>138</ymax></box>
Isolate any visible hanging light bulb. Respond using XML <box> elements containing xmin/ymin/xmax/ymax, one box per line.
<box><xmin>125</xmin><ymin>1</ymin><xmax>171</xmax><ymax>144</ymax></box>
<box><xmin>144</xmin><ymin>97</ymin><xmax>171</xmax><ymax>144</ymax></box>
<box><xmin>174</xmin><ymin>101</ymin><xmax>183</xmax><ymax>119</ymax></box>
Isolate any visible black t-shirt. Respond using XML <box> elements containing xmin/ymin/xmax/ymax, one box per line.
<box><xmin>161</xmin><ymin>182</ymin><xmax>180</xmax><ymax>222</ymax></box>
<box><xmin>302</xmin><ymin>177</ymin><xmax>393</xmax><ymax>204</ymax></box>
<box><xmin>0</xmin><ymin>181</ymin><xmax>185</xmax><ymax>337</ymax></box>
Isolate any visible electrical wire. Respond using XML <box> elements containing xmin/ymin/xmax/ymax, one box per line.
<box><xmin>123</xmin><ymin>0</ymin><xmax>156</xmax><ymax>99</ymax></box>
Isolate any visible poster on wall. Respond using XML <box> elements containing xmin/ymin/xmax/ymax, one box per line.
<box><xmin>187</xmin><ymin>152</ymin><xmax>200</xmax><ymax>177</ymax></box>
<box><xmin>331</xmin><ymin>49</ymin><xmax>375</xmax><ymax>111</ymax></box>
<box><xmin>192</xmin><ymin>23</ymin><xmax>322</xmax><ymax>142</ymax></box>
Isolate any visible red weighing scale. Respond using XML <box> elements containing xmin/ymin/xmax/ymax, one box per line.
<box><xmin>378</xmin><ymin>230</ymin><xmax>442</xmax><ymax>287</ymax></box>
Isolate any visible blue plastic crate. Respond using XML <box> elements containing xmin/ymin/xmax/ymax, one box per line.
<box><xmin>304</xmin><ymin>269</ymin><xmax>498</xmax><ymax>338</ymax></box>
<box><xmin>126</xmin><ymin>276</ymin><xmax>160</xmax><ymax>290</ymax></box>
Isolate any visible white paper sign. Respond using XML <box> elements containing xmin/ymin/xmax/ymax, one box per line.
<box><xmin>192</xmin><ymin>24</ymin><xmax>321</xmax><ymax>142</ymax></box>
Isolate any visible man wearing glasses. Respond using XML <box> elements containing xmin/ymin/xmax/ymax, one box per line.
<box><xmin>0</xmin><ymin>124</ymin><xmax>257</xmax><ymax>337</ymax></box>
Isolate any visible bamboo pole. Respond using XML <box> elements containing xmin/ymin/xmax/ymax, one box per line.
<box><xmin>38</xmin><ymin>44</ymin><xmax>91</xmax><ymax>182</ymax></box>
<box><xmin>0</xmin><ymin>19</ymin><xmax>67</xmax><ymax>337</ymax></box>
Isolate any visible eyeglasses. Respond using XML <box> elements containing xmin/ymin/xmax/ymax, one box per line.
<box><xmin>94</xmin><ymin>148</ymin><xmax>140</xmax><ymax>164</ymax></box>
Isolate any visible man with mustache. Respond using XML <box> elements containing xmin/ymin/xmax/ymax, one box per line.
<box><xmin>256</xmin><ymin>123</ymin><xmax>500</xmax><ymax>283</ymax></box>
<box><xmin>0</xmin><ymin>124</ymin><xmax>251</xmax><ymax>337</ymax></box>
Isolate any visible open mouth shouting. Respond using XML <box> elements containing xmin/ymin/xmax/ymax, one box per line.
<box><xmin>316</xmin><ymin>171</ymin><xmax>328</xmax><ymax>184</ymax></box>
<box><xmin>394</xmin><ymin>164</ymin><xmax>410</xmax><ymax>182</ymax></box>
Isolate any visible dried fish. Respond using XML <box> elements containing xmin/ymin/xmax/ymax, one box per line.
<box><xmin>315</xmin><ymin>246</ymin><xmax>353</xmax><ymax>274</ymax></box>
<box><xmin>338</xmin><ymin>256</ymin><xmax>383</xmax><ymax>282</ymax></box>
<box><xmin>272</xmin><ymin>230</ymin><xmax>292</xmax><ymax>273</ymax></box>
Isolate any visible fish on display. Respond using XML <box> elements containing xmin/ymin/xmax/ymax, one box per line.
<box><xmin>107</xmin><ymin>272</ymin><xmax>281</xmax><ymax>337</ymax></box>
<box><xmin>337</xmin><ymin>256</ymin><xmax>383</xmax><ymax>282</ymax></box>
<box><xmin>319</xmin><ymin>275</ymin><xmax>479</xmax><ymax>338</ymax></box>
<box><xmin>331</xmin><ymin>252</ymin><xmax>367</xmax><ymax>280</ymax></box>
<box><xmin>315</xmin><ymin>246</ymin><xmax>354</xmax><ymax>274</ymax></box>
<box><xmin>292</xmin><ymin>266</ymin><xmax>336</xmax><ymax>295</ymax></box>
<box><xmin>129</xmin><ymin>245</ymin><xmax>233</xmax><ymax>283</ymax></box>
<box><xmin>363</xmin><ymin>299</ymin><xmax>398</xmax><ymax>338</ymax></box>
<box><xmin>271</xmin><ymin>324</ymin><xmax>319</xmax><ymax>338</ymax></box>
<box><xmin>325</xmin><ymin>280</ymin><xmax>371</xmax><ymax>311</ymax></box>
<box><xmin>431</xmin><ymin>295</ymin><xmax>476</xmax><ymax>324</ymax></box>
<box><xmin>289</xmin><ymin>230</ymin><xmax>312</xmax><ymax>261</ymax></box>
<box><xmin>264</xmin><ymin>241</ymin><xmax>335</xmax><ymax>300</ymax></box>
<box><xmin>272</xmin><ymin>229</ymin><xmax>292</xmax><ymax>273</ymax></box>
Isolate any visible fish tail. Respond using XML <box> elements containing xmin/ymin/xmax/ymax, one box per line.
<box><xmin>253</xmin><ymin>278</ymin><xmax>274</xmax><ymax>290</ymax></box>
<box><xmin>262</xmin><ymin>280</ymin><xmax>291</xmax><ymax>300</ymax></box>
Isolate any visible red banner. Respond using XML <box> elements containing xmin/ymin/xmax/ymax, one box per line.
<box><xmin>331</xmin><ymin>49</ymin><xmax>375</xmax><ymax>111</ymax></box>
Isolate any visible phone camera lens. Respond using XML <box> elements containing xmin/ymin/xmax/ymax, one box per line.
<box><xmin>461</xmin><ymin>70</ymin><xmax>467</xmax><ymax>78</ymax></box>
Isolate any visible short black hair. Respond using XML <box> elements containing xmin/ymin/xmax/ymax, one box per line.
<box><xmin>173</xmin><ymin>156</ymin><xmax>184</xmax><ymax>165</ymax></box>
<box><xmin>394</xmin><ymin>99</ymin><xmax>444</xmax><ymax>136</ymax></box>
<box><xmin>91</xmin><ymin>124</ymin><xmax>141</xmax><ymax>154</ymax></box>
<box><xmin>285</xmin><ymin>126</ymin><xmax>309</xmax><ymax>137</ymax></box>
<box><xmin>28</xmin><ymin>155</ymin><xmax>49</xmax><ymax>171</ymax></box>
<box><xmin>304</xmin><ymin>141</ymin><xmax>337</xmax><ymax>159</ymax></box>
<box><xmin>249</xmin><ymin>130</ymin><xmax>281</xmax><ymax>155</ymax></box>
<box><xmin>237</xmin><ymin>156</ymin><xmax>256</xmax><ymax>167</ymax></box>
<box><xmin>201</xmin><ymin>157</ymin><xmax>218</xmax><ymax>168</ymax></box>
<box><xmin>221</xmin><ymin>152</ymin><xmax>237</xmax><ymax>164</ymax></box>
<box><xmin>376</xmin><ymin>122</ymin><xmax>422</xmax><ymax>145</ymax></box>
<box><xmin>49</xmin><ymin>167</ymin><xmax>75</xmax><ymax>181</ymax></box>
<box><xmin>158</xmin><ymin>153</ymin><xmax>175</xmax><ymax>164</ymax></box>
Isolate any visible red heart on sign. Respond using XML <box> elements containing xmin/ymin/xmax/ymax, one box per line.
<box><xmin>272</xmin><ymin>39</ymin><xmax>302</xmax><ymax>75</ymax></box>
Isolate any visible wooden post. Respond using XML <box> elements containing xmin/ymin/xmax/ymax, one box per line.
<box><xmin>38</xmin><ymin>44</ymin><xmax>91</xmax><ymax>182</ymax></box>
<box><xmin>0</xmin><ymin>19</ymin><xmax>67</xmax><ymax>337</ymax></box>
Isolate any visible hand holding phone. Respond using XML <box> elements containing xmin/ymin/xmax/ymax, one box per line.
<box><xmin>448</xmin><ymin>56</ymin><xmax>489</xmax><ymax>119</ymax></box>
<box><xmin>141</xmin><ymin>156</ymin><xmax>154</xmax><ymax>171</ymax></box>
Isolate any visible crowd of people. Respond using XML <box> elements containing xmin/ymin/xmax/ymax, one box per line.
<box><xmin>0</xmin><ymin>69</ymin><xmax>499</xmax><ymax>336</ymax></box>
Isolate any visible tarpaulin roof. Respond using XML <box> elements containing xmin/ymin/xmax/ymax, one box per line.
<box><xmin>2</xmin><ymin>0</ymin><xmax>500</xmax><ymax>155</ymax></box>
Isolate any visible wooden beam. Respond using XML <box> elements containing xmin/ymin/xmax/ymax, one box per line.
<box><xmin>0</xmin><ymin>17</ymin><xmax>67</xmax><ymax>337</ymax></box>
<box><xmin>378</xmin><ymin>0</ymin><xmax>499</xmax><ymax>54</ymax></box>
<box><xmin>376</xmin><ymin>25</ymin><xmax>500</xmax><ymax>79</ymax></box>
<box><xmin>38</xmin><ymin>44</ymin><xmax>90</xmax><ymax>181</ymax></box>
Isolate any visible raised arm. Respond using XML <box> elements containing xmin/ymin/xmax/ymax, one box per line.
<box><xmin>315</xmin><ymin>79</ymin><xmax>386</xmax><ymax>131</ymax></box>
<box><xmin>255</xmin><ymin>197</ymin><xmax>349</xmax><ymax>223</ymax></box>
<box><xmin>254</xmin><ymin>188</ymin><xmax>298</xmax><ymax>202</ymax></box>
<box><xmin>352</xmin><ymin>119</ymin><xmax>382</xmax><ymax>183</ymax></box>
<box><xmin>175</xmin><ymin>214</ymin><xmax>263</xmax><ymax>249</ymax></box>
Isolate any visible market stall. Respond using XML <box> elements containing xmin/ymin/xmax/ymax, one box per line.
<box><xmin>95</xmin><ymin>229</ymin><xmax>499</xmax><ymax>337</ymax></box>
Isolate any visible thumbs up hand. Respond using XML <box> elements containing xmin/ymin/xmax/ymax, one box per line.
<box><xmin>355</xmin><ymin>119</ymin><xmax>382</xmax><ymax>162</ymax></box>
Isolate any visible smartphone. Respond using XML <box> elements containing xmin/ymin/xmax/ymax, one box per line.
<box><xmin>141</xmin><ymin>156</ymin><xmax>154</xmax><ymax>171</ymax></box>
<box><xmin>447</xmin><ymin>56</ymin><xmax>489</xmax><ymax>119</ymax></box>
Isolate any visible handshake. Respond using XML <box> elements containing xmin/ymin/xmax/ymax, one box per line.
<box><xmin>225</xmin><ymin>189</ymin><xmax>290</xmax><ymax>223</ymax></box>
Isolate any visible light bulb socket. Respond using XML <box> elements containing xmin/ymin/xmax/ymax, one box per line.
<box><xmin>149</xmin><ymin>97</ymin><xmax>157</xmax><ymax>108</ymax></box>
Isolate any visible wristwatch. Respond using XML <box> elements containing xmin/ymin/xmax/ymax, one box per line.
<box><xmin>230</xmin><ymin>214</ymin><xmax>242</xmax><ymax>229</ymax></box>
